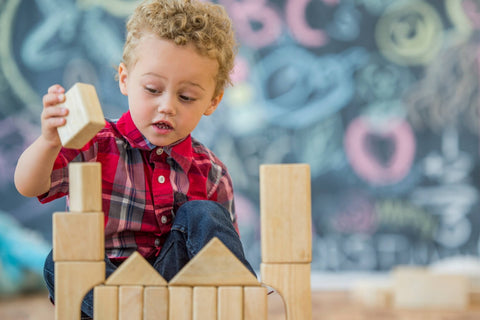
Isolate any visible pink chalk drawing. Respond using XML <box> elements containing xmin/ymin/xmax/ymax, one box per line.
<box><xmin>344</xmin><ymin>117</ymin><xmax>416</xmax><ymax>186</ymax></box>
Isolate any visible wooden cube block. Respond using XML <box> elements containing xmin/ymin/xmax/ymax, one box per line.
<box><xmin>260</xmin><ymin>164</ymin><xmax>312</xmax><ymax>263</ymax></box>
<box><xmin>144</xmin><ymin>286</ymin><xmax>169</xmax><ymax>320</ymax></box>
<box><xmin>55</xmin><ymin>261</ymin><xmax>105</xmax><ymax>320</ymax></box>
<box><xmin>119</xmin><ymin>286</ymin><xmax>143</xmax><ymax>320</ymax></box>
<box><xmin>193</xmin><ymin>286</ymin><xmax>216</xmax><ymax>320</ymax></box>
<box><xmin>53</xmin><ymin>212</ymin><xmax>104</xmax><ymax>261</ymax></box>
<box><xmin>244</xmin><ymin>286</ymin><xmax>267</xmax><ymax>320</ymax></box>
<box><xmin>218</xmin><ymin>287</ymin><xmax>243</xmax><ymax>320</ymax></box>
<box><xmin>69</xmin><ymin>162</ymin><xmax>102</xmax><ymax>212</ymax></box>
<box><xmin>169</xmin><ymin>287</ymin><xmax>192</xmax><ymax>320</ymax></box>
<box><xmin>392</xmin><ymin>266</ymin><xmax>469</xmax><ymax>310</ymax></box>
<box><xmin>261</xmin><ymin>263</ymin><xmax>312</xmax><ymax>320</ymax></box>
<box><xmin>94</xmin><ymin>285</ymin><xmax>118</xmax><ymax>320</ymax></box>
<box><xmin>57</xmin><ymin>82</ymin><xmax>105</xmax><ymax>149</ymax></box>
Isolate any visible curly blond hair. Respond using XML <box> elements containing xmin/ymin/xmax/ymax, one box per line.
<box><xmin>123</xmin><ymin>0</ymin><xmax>237</xmax><ymax>96</ymax></box>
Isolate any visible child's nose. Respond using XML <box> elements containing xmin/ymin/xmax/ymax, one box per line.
<box><xmin>157</xmin><ymin>95</ymin><xmax>176</xmax><ymax>115</ymax></box>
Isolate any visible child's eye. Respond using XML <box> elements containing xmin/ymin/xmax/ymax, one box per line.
<box><xmin>179</xmin><ymin>95</ymin><xmax>195</xmax><ymax>102</ymax></box>
<box><xmin>145</xmin><ymin>86</ymin><xmax>160</xmax><ymax>94</ymax></box>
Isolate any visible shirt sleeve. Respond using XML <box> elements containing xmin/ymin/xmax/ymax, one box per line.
<box><xmin>38</xmin><ymin>140</ymin><xmax>98</xmax><ymax>204</ymax></box>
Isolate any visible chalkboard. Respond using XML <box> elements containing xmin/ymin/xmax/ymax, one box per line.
<box><xmin>2</xmin><ymin>0</ymin><xmax>480</xmax><ymax>273</ymax></box>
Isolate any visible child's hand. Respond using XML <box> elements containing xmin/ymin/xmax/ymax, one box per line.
<box><xmin>41</xmin><ymin>84</ymin><xmax>68</xmax><ymax>148</ymax></box>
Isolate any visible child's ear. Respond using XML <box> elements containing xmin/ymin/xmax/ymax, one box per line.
<box><xmin>204</xmin><ymin>91</ymin><xmax>224</xmax><ymax>116</ymax></box>
<box><xmin>118</xmin><ymin>62</ymin><xmax>129</xmax><ymax>96</ymax></box>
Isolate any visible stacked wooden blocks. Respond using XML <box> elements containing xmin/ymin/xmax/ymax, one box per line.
<box><xmin>92</xmin><ymin>237</ymin><xmax>267</xmax><ymax>320</ymax></box>
<box><xmin>260</xmin><ymin>164</ymin><xmax>313</xmax><ymax>320</ymax></box>
<box><xmin>53</xmin><ymin>163</ymin><xmax>105</xmax><ymax>320</ymax></box>
<box><xmin>51</xmin><ymin>84</ymin><xmax>313</xmax><ymax>319</ymax></box>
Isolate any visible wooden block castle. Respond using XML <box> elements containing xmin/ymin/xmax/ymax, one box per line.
<box><xmin>52</xmin><ymin>83</ymin><xmax>313</xmax><ymax>319</ymax></box>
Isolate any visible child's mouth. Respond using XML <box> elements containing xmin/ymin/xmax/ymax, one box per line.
<box><xmin>154</xmin><ymin>121</ymin><xmax>173</xmax><ymax>130</ymax></box>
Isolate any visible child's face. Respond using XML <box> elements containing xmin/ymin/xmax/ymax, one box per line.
<box><xmin>118</xmin><ymin>33</ymin><xmax>223</xmax><ymax>147</ymax></box>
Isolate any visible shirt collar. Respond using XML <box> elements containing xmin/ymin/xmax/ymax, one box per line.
<box><xmin>116</xmin><ymin>111</ymin><xmax>193</xmax><ymax>173</ymax></box>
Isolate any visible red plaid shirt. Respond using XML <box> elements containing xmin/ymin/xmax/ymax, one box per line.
<box><xmin>39</xmin><ymin>111</ymin><xmax>237</xmax><ymax>262</ymax></box>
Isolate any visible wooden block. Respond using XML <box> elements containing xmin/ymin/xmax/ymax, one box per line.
<box><xmin>261</xmin><ymin>263</ymin><xmax>312</xmax><ymax>320</ymax></box>
<box><xmin>351</xmin><ymin>278</ymin><xmax>392</xmax><ymax>308</ymax></box>
<box><xmin>119</xmin><ymin>286</ymin><xmax>143</xmax><ymax>320</ymax></box>
<box><xmin>392</xmin><ymin>266</ymin><xmax>469</xmax><ymax>310</ymax></box>
<box><xmin>93</xmin><ymin>285</ymin><xmax>118</xmax><ymax>320</ymax></box>
<box><xmin>53</xmin><ymin>212</ymin><xmax>104</xmax><ymax>261</ymax></box>
<box><xmin>57</xmin><ymin>82</ymin><xmax>105</xmax><ymax>149</ymax></box>
<box><xmin>105</xmin><ymin>251</ymin><xmax>167</xmax><ymax>286</ymax></box>
<box><xmin>144</xmin><ymin>286</ymin><xmax>169</xmax><ymax>320</ymax></box>
<box><xmin>260</xmin><ymin>164</ymin><xmax>312</xmax><ymax>263</ymax></box>
<box><xmin>169</xmin><ymin>237</ymin><xmax>259</xmax><ymax>286</ymax></box>
<box><xmin>55</xmin><ymin>261</ymin><xmax>105</xmax><ymax>320</ymax></box>
<box><xmin>218</xmin><ymin>286</ymin><xmax>243</xmax><ymax>320</ymax></box>
<box><xmin>69</xmin><ymin>162</ymin><xmax>102</xmax><ymax>212</ymax></box>
<box><xmin>169</xmin><ymin>287</ymin><xmax>192</xmax><ymax>320</ymax></box>
<box><xmin>244</xmin><ymin>286</ymin><xmax>268</xmax><ymax>320</ymax></box>
<box><xmin>193</xmin><ymin>287</ymin><xmax>216</xmax><ymax>320</ymax></box>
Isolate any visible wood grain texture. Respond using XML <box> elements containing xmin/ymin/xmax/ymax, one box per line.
<box><xmin>260</xmin><ymin>164</ymin><xmax>312</xmax><ymax>263</ymax></box>
<box><xmin>93</xmin><ymin>285</ymin><xmax>118</xmax><ymax>320</ymax></box>
<box><xmin>261</xmin><ymin>263</ymin><xmax>312</xmax><ymax>320</ymax></box>
<box><xmin>57</xmin><ymin>82</ymin><xmax>105</xmax><ymax>149</ymax></box>
<box><xmin>68</xmin><ymin>162</ymin><xmax>102</xmax><ymax>212</ymax></box>
<box><xmin>169</xmin><ymin>237</ymin><xmax>259</xmax><ymax>286</ymax></box>
<box><xmin>144</xmin><ymin>286</ymin><xmax>169</xmax><ymax>320</ymax></box>
<box><xmin>55</xmin><ymin>261</ymin><xmax>105</xmax><ymax>320</ymax></box>
<box><xmin>105</xmin><ymin>251</ymin><xmax>167</xmax><ymax>286</ymax></box>
<box><xmin>53</xmin><ymin>212</ymin><xmax>104</xmax><ymax>261</ymax></box>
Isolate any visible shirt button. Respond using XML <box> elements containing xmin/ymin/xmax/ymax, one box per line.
<box><xmin>156</xmin><ymin>148</ymin><xmax>164</xmax><ymax>155</ymax></box>
<box><xmin>158</xmin><ymin>175</ymin><xmax>165</xmax><ymax>183</ymax></box>
<box><xmin>161</xmin><ymin>215</ymin><xmax>168</xmax><ymax>224</ymax></box>
<box><xmin>154</xmin><ymin>238</ymin><xmax>161</xmax><ymax>247</ymax></box>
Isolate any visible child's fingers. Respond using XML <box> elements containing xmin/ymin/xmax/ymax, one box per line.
<box><xmin>42</xmin><ymin>92</ymin><xmax>65</xmax><ymax>107</ymax></box>
<box><xmin>43</xmin><ymin>116</ymin><xmax>67</xmax><ymax>128</ymax></box>
<box><xmin>42</xmin><ymin>105</ymin><xmax>68</xmax><ymax>119</ymax></box>
<box><xmin>47</xmin><ymin>84</ymin><xmax>65</xmax><ymax>94</ymax></box>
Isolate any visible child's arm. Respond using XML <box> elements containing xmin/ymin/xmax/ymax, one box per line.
<box><xmin>14</xmin><ymin>84</ymin><xmax>68</xmax><ymax>197</ymax></box>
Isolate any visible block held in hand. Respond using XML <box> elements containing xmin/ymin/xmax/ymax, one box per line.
<box><xmin>57</xmin><ymin>83</ymin><xmax>105</xmax><ymax>149</ymax></box>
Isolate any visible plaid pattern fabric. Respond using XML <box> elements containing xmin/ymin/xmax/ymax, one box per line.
<box><xmin>39</xmin><ymin>111</ymin><xmax>236</xmax><ymax>261</ymax></box>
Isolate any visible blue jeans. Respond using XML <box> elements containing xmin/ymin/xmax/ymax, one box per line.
<box><xmin>43</xmin><ymin>200</ymin><xmax>256</xmax><ymax>318</ymax></box>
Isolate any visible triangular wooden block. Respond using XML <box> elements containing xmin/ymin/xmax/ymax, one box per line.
<box><xmin>105</xmin><ymin>251</ymin><xmax>167</xmax><ymax>286</ymax></box>
<box><xmin>169</xmin><ymin>237</ymin><xmax>259</xmax><ymax>286</ymax></box>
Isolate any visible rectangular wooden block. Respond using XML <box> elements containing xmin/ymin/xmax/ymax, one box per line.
<box><xmin>351</xmin><ymin>279</ymin><xmax>392</xmax><ymax>308</ymax></box>
<box><xmin>169</xmin><ymin>287</ymin><xmax>192</xmax><ymax>320</ymax></box>
<box><xmin>55</xmin><ymin>261</ymin><xmax>105</xmax><ymax>320</ymax></box>
<box><xmin>244</xmin><ymin>286</ymin><xmax>267</xmax><ymax>320</ymax></box>
<box><xmin>53</xmin><ymin>212</ymin><xmax>104</xmax><ymax>261</ymax></box>
<box><xmin>260</xmin><ymin>164</ymin><xmax>312</xmax><ymax>263</ymax></box>
<box><xmin>144</xmin><ymin>286</ymin><xmax>168</xmax><ymax>320</ymax></box>
<box><xmin>57</xmin><ymin>82</ymin><xmax>105</xmax><ymax>149</ymax></box>
<box><xmin>193</xmin><ymin>286</ymin><xmax>216</xmax><ymax>320</ymax></box>
<box><xmin>119</xmin><ymin>286</ymin><xmax>143</xmax><ymax>320</ymax></box>
<box><xmin>94</xmin><ymin>285</ymin><xmax>118</xmax><ymax>320</ymax></box>
<box><xmin>261</xmin><ymin>263</ymin><xmax>312</xmax><ymax>320</ymax></box>
<box><xmin>393</xmin><ymin>267</ymin><xmax>469</xmax><ymax>310</ymax></box>
<box><xmin>69</xmin><ymin>162</ymin><xmax>102</xmax><ymax>212</ymax></box>
<box><xmin>218</xmin><ymin>286</ymin><xmax>243</xmax><ymax>320</ymax></box>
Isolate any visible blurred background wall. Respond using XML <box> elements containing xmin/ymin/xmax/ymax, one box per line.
<box><xmin>1</xmin><ymin>0</ymin><xmax>480</xmax><ymax>295</ymax></box>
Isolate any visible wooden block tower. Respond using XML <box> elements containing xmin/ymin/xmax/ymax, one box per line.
<box><xmin>52</xmin><ymin>82</ymin><xmax>106</xmax><ymax>320</ymax></box>
<box><xmin>260</xmin><ymin>164</ymin><xmax>313</xmax><ymax>320</ymax></box>
<box><xmin>53</xmin><ymin>163</ymin><xmax>106</xmax><ymax>320</ymax></box>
